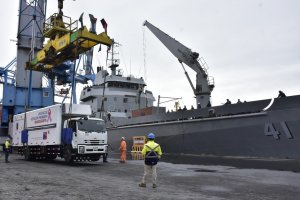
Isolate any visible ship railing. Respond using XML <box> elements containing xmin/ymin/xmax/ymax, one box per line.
<box><xmin>112</xmin><ymin>99</ymin><xmax>272</xmax><ymax>128</ymax></box>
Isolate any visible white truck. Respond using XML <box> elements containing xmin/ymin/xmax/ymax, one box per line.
<box><xmin>11</xmin><ymin>103</ymin><xmax>108</xmax><ymax>163</ymax></box>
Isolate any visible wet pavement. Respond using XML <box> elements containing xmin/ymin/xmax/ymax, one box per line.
<box><xmin>160</xmin><ymin>154</ymin><xmax>300</xmax><ymax>173</ymax></box>
<box><xmin>1</xmin><ymin>153</ymin><xmax>300</xmax><ymax>200</ymax></box>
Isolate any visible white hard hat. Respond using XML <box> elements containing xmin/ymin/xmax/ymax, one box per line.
<box><xmin>121</xmin><ymin>137</ymin><xmax>125</xmax><ymax>140</ymax></box>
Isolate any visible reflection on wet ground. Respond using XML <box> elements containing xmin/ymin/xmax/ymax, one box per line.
<box><xmin>110</xmin><ymin>152</ymin><xmax>300</xmax><ymax>172</ymax></box>
<box><xmin>161</xmin><ymin>154</ymin><xmax>300</xmax><ymax>172</ymax></box>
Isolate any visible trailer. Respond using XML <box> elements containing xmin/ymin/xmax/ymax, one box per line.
<box><xmin>10</xmin><ymin>103</ymin><xmax>107</xmax><ymax>163</ymax></box>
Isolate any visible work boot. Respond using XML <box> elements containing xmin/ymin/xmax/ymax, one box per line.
<box><xmin>152</xmin><ymin>184</ymin><xmax>157</xmax><ymax>188</ymax></box>
<box><xmin>139</xmin><ymin>183</ymin><xmax>146</xmax><ymax>188</ymax></box>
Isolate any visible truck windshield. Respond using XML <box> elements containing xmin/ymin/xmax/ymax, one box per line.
<box><xmin>77</xmin><ymin>119</ymin><xmax>106</xmax><ymax>132</ymax></box>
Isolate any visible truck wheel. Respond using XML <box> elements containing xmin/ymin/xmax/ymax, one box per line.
<box><xmin>63</xmin><ymin>145</ymin><xmax>73</xmax><ymax>163</ymax></box>
<box><xmin>90</xmin><ymin>155</ymin><xmax>101</xmax><ymax>162</ymax></box>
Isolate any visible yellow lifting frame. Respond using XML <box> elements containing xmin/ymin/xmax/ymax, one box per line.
<box><xmin>26</xmin><ymin>26</ymin><xmax>113</xmax><ymax>71</ymax></box>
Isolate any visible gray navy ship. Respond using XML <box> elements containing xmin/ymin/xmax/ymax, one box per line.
<box><xmin>80</xmin><ymin>21</ymin><xmax>300</xmax><ymax>160</ymax></box>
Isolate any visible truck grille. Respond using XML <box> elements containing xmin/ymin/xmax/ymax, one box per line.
<box><xmin>84</xmin><ymin>140</ymin><xmax>105</xmax><ymax>145</ymax></box>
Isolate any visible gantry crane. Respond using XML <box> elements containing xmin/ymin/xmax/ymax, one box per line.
<box><xmin>1</xmin><ymin>0</ymin><xmax>113</xmax><ymax>135</ymax></box>
<box><xmin>143</xmin><ymin>21</ymin><xmax>214</xmax><ymax>108</ymax></box>
<box><xmin>0</xmin><ymin>58</ymin><xmax>16</xmax><ymax>85</ymax></box>
<box><xmin>1</xmin><ymin>0</ymin><xmax>54</xmax><ymax>133</ymax></box>
<box><xmin>26</xmin><ymin>0</ymin><xmax>113</xmax><ymax>104</ymax></box>
<box><xmin>26</xmin><ymin>0</ymin><xmax>112</xmax><ymax>72</ymax></box>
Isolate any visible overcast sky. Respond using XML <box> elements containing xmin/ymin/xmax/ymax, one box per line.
<box><xmin>1</xmin><ymin>0</ymin><xmax>300</xmax><ymax>110</ymax></box>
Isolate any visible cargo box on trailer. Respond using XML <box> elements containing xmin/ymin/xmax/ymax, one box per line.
<box><xmin>11</xmin><ymin>103</ymin><xmax>107</xmax><ymax>163</ymax></box>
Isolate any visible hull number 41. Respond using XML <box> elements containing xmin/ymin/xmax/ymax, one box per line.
<box><xmin>264</xmin><ymin>122</ymin><xmax>293</xmax><ymax>140</ymax></box>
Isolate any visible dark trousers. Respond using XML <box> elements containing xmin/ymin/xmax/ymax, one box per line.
<box><xmin>4</xmin><ymin>149</ymin><xmax>9</xmax><ymax>162</ymax></box>
<box><xmin>103</xmin><ymin>153</ymin><xmax>108</xmax><ymax>162</ymax></box>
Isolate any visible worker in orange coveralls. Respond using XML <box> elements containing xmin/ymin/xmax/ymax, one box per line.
<box><xmin>119</xmin><ymin>137</ymin><xmax>127</xmax><ymax>163</ymax></box>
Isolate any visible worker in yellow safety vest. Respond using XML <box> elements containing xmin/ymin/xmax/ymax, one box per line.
<box><xmin>4</xmin><ymin>138</ymin><xmax>11</xmax><ymax>163</ymax></box>
<box><xmin>139</xmin><ymin>133</ymin><xmax>162</xmax><ymax>188</ymax></box>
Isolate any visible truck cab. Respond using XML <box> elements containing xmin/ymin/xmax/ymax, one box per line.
<box><xmin>65</xmin><ymin>117</ymin><xmax>107</xmax><ymax>160</ymax></box>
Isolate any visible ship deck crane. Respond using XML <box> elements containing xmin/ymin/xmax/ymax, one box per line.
<box><xmin>143</xmin><ymin>20</ymin><xmax>214</xmax><ymax>108</ymax></box>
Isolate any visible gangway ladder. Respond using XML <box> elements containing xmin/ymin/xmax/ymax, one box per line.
<box><xmin>131</xmin><ymin>136</ymin><xmax>146</xmax><ymax>160</ymax></box>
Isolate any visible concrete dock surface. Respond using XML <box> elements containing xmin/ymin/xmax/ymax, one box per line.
<box><xmin>1</xmin><ymin>154</ymin><xmax>300</xmax><ymax>200</ymax></box>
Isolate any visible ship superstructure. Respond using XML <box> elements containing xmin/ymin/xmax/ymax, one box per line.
<box><xmin>80</xmin><ymin>43</ymin><xmax>155</xmax><ymax>121</ymax></box>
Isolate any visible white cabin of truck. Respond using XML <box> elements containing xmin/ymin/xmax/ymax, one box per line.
<box><xmin>66</xmin><ymin>117</ymin><xmax>107</xmax><ymax>144</ymax></box>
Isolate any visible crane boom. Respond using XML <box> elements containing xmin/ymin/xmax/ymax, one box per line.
<box><xmin>144</xmin><ymin>20</ymin><xmax>203</xmax><ymax>74</ymax></box>
<box><xmin>143</xmin><ymin>20</ymin><xmax>214</xmax><ymax>108</ymax></box>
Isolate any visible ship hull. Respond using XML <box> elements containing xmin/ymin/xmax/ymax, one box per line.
<box><xmin>107</xmin><ymin>96</ymin><xmax>300</xmax><ymax>159</ymax></box>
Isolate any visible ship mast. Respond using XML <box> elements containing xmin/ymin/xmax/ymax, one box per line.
<box><xmin>107</xmin><ymin>42</ymin><xmax>120</xmax><ymax>76</ymax></box>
